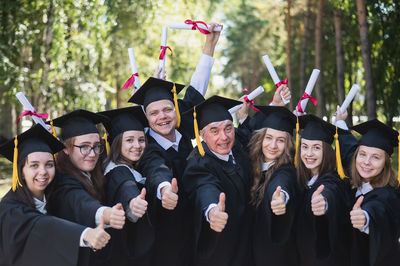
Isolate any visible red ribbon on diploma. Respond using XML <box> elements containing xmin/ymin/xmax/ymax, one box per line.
<box><xmin>184</xmin><ymin>19</ymin><xmax>210</xmax><ymax>35</ymax></box>
<box><xmin>159</xmin><ymin>46</ymin><xmax>173</xmax><ymax>60</ymax></box>
<box><xmin>270</xmin><ymin>78</ymin><xmax>288</xmax><ymax>103</ymax></box>
<box><xmin>242</xmin><ymin>89</ymin><xmax>260</xmax><ymax>112</ymax></box>
<box><xmin>121</xmin><ymin>73</ymin><xmax>139</xmax><ymax>90</ymax></box>
<box><xmin>296</xmin><ymin>92</ymin><xmax>318</xmax><ymax>114</ymax></box>
<box><xmin>17</xmin><ymin>110</ymin><xmax>48</xmax><ymax>124</ymax></box>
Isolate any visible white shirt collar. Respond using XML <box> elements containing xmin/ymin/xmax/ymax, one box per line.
<box><xmin>149</xmin><ymin>128</ymin><xmax>182</xmax><ymax>151</ymax></box>
<box><xmin>307</xmin><ymin>174</ymin><xmax>319</xmax><ymax>187</ymax></box>
<box><xmin>209</xmin><ymin>150</ymin><xmax>233</xmax><ymax>162</ymax></box>
<box><xmin>104</xmin><ymin>161</ymin><xmax>146</xmax><ymax>184</ymax></box>
<box><xmin>34</xmin><ymin>195</ymin><xmax>47</xmax><ymax>214</ymax></box>
<box><xmin>355</xmin><ymin>182</ymin><xmax>374</xmax><ymax>197</ymax></box>
<box><xmin>262</xmin><ymin>161</ymin><xmax>275</xmax><ymax>172</ymax></box>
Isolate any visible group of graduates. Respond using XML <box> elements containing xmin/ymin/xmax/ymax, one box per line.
<box><xmin>1</xmin><ymin>25</ymin><xmax>400</xmax><ymax>266</ymax></box>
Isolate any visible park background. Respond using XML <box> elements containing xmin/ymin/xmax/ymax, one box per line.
<box><xmin>0</xmin><ymin>0</ymin><xmax>399</xmax><ymax>197</ymax></box>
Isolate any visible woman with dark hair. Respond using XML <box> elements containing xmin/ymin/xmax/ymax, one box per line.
<box><xmin>98</xmin><ymin>106</ymin><xmax>154</xmax><ymax>265</ymax></box>
<box><xmin>46</xmin><ymin>110</ymin><xmax>126</xmax><ymax>265</ymax></box>
<box><xmin>0</xmin><ymin>124</ymin><xmax>110</xmax><ymax>266</ymax></box>
<box><xmin>335</xmin><ymin>112</ymin><xmax>400</xmax><ymax>266</ymax></box>
<box><xmin>295</xmin><ymin>114</ymin><xmax>351</xmax><ymax>266</ymax></box>
<box><xmin>247</xmin><ymin>106</ymin><xmax>300</xmax><ymax>266</ymax></box>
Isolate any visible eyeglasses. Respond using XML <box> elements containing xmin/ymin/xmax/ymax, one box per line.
<box><xmin>73</xmin><ymin>144</ymin><xmax>104</xmax><ymax>156</ymax></box>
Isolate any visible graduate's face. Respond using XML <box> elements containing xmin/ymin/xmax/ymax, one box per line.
<box><xmin>22</xmin><ymin>152</ymin><xmax>55</xmax><ymax>200</ymax></box>
<box><xmin>65</xmin><ymin>133</ymin><xmax>101</xmax><ymax>172</ymax></box>
<box><xmin>145</xmin><ymin>99</ymin><xmax>177</xmax><ymax>141</ymax></box>
<box><xmin>121</xmin><ymin>130</ymin><xmax>146</xmax><ymax>163</ymax></box>
<box><xmin>356</xmin><ymin>145</ymin><xmax>385</xmax><ymax>181</ymax></box>
<box><xmin>262</xmin><ymin>128</ymin><xmax>287</xmax><ymax>162</ymax></box>
<box><xmin>201</xmin><ymin>120</ymin><xmax>235</xmax><ymax>155</ymax></box>
<box><xmin>300</xmin><ymin>138</ymin><xmax>323</xmax><ymax>175</ymax></box>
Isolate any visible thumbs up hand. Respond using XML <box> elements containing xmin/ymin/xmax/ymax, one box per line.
<box><xmin>209</xmin><ymin>193</ymin><xmax>229</xmax><ymax>232</ymax></box>
<box><xmin>311</xmin><ymin>185</ymin><xmax>326</xmax><ymax>216</ymax></box>
<box><xmin>271</xmin><ymin>186</ymin><xmax>286</xmax><ymax>215</ymax></box>
<box><xmin>104</xmin><ymin>203</ymin><xmax>126</xmax><ymax>229</ymax></box>
<box><xmin>83</xmin><ymin>215</ymin><xmax>111</xmax><ymax>250</ymax></box>
<box><xmin>161</xmin><ymin>178</ymin><xmax>179</xmax><ymax>210</ymax></box>
<box><xmin>350</xmin><ymin>196</ymin><xmax>366</xmax><ymax>229</ymax></box>
<box><xmin>129</xmin><ymin>188</ymin><xmax>148</xmax><ymax>218</ymax></box>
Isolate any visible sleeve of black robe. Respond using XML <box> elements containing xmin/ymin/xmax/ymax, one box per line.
<box><xmin>338</xmin><ymin>132</ymin><xmax>358</xmax><ymax>173</ymax></box>
<box><xmin>48</xmin><ymin>174</ymin><xmax>103</xmax><ymax>227</ymax></box>
<box><xmin>178</xmin><ymin>85</ymin><xmax>205</xmax><ymax>139</ymax></box>
<box><xmin>360</xmin><ymin>187</ymin><xmax>400</xmax><ymax>265</ymax></box>
<box><xmin>263</xmin><ymin>165</ymin><xmax>298</xmax><ymax>244</ymax></box>
<box><xmin>0</xmin><ymin>197</ymin><xmax>85</xmax><ymax>266</ymax></box>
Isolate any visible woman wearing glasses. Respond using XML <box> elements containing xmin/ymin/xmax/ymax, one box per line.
<box><xmin>98</xmin><ymin>106</ymin><xmax>154</xmax><ymax>266</ymax></box>
<box><xmin>47</xmin><ymin>110</ymin><xmax>126</xmax><ymax>265</ymax></box>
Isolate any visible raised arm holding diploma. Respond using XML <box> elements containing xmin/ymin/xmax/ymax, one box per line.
<box><xmin>333</xmin><ymin>84</ymin><xmax>360</xmax><ymax>123</ymax></box>
<box><xmin>262</xmin><ymin>54</ymin><xmax>290</xmax><ymax>104</ymax></box>
<box><xmin>296</xmin><ymin>69</ymin><xmax>320</xmax><ymax>115</ymax></box>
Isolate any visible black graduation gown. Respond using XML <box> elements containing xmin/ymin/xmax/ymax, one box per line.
<box><xmin>182</xmin><ymin>141</ymin><xmax>252</xmax><ymax>266</ymax></box>
<box><xmin>0</xmin><ymin>192</ymin><xmax>87</xmax><ymax>266</ymax></box>
<box><xmin>138</xmin><ymin>85</ymin><xmax>204</xmax><ymax>266</ymax></box>
<box><xmin>351</xmin><ymin>187</ymin><xmax>400</xmax><ymax>266</ymax></box>
<box><xmin>296</xmin><ymin>172</ymin><xmax>352</xmax><ymax>266</ymax></box>
<box><xmin>100</xmin><ymin>165</ymin><xmax>154</xmax><ymax>266</ymax></box>
<box><xmin>338</xmin><ymin>132</ymin><xmax>358</xmax><ymax>173</ymax></box>
<box><xmin>251</xmin><ymin>164</ymin><xmax>300</xmax><ymax>266</ymax></box>
<box><xmin>47</xmin><ymin>173</ymin><xmax>104</xmax><ymax>265</ymax></box>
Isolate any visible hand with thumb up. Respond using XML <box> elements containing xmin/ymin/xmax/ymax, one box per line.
<box><xmin>311</xmin><ymin>185</ymin><xmax>326</xmax><ymax>216</ymax></box>
<box><xmin>161</xmin><ymin>178</ymin><xmax>179</xmax><ymax>210</ymax></box>
<box><xmin>209</xmin><ymin>193</ymin><xmax>229</xmax><ymax>232</ymax></box>
<box><xmin>350</xmin><ymin>196</ymin><xmax>366</xmax><ymax>229</ymax></box>
<box><xmin>104</xmin><ymin>203</ymin><xmax>126</xmax><ymax>229</ymax></box>
<box><xmin>129</xmin><ymin>188</ymin><xmax>148</xmax><ymax>218</ymax></box>
<box><xmin>83</xmin><ymin>215</ymin><xmax>111</xmax><ymax>250</ymax></box>
<box><xmin>271</xmin><ymin>186</ymin><xmax>286</xmax><ymax>215</ymax></box>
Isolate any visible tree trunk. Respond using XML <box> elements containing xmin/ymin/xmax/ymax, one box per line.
<box><xmin>314</xmin><ymin>0</ymin><xmax>324</xmax><ymax>117</ymax></box>
<box><xmin>334</xmin><ymin>10</ymin><xmax>345</xmax><ymax>103</ymax></box>
<box><xmin>300</xmin><ymin>0</ymin><xmax>310</xmax><ymax>92</ymax></box>
<box><xmin>356</xmin><ymin>0</ymin><xmax>376</xmax><ymax>119</ymax></box>
<box><xmin>286</xmin><ymin>0</ymin><xmax>293</xmax><ymax>110</ymax></box>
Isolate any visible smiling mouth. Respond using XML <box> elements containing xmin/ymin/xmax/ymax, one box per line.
<box><xmin>305</xmin><ymin>158</ymin><xmax>317</xmax><ymax>164</ymax></box>
<box><xmin>35</xmin><ymin>177</ymin><xmax>49</xmax><ymax>185</ymax></box>
<box><xmin>158</xmin><ymin>122</ymin><xmax>171</xmax><ymax>126</ymax></box>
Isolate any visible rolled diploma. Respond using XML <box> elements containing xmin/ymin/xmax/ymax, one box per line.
<box><xmin>169</xmin><ymin>22</ymin><xmax>222</xmax><ymax>32</ymax></box>
<box><xmin>297</xmin><ymin>69</ymin><xmax>320</xmax><ymax>115</ymax></box>
<box><xmin>159</xmin><ymin>26</ymin><xmax>168</xmax><ymax>79</ymax></box>
<box><xmin>16</xmin><ymin>92</ymin><xmax>47</xmax><ymax>129</ymax></box>
<box><xmin>333</xmin><ymin>84</ymin><xmax>360</xmax><ymax>124</ymax></box>
<box><xmin>262</xmin><ymin>54</ymin><xmax>290</xmax><ymax>104</ymax></box>
<box><xmin>229</xmin><ymin>86</ymin><xmax>265</xmax><ymax>114</ymax></box>
<box><xmin>128</xmin><ymin>47</ymin><xmax>140</xmax><ymax>88</ymax></box>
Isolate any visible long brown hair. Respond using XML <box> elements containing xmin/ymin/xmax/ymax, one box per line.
<box><xmin>350</xmin><ymin>146</ymin><xmax>398</xmax><ymax>189</ymax></box>
<box><xmin>248</xmin><ymin>128</ymin><xmax>294</xmax><ymax>207</ymax></box>
<box><xmin>296</xmin><ymin>140</ymin><xmax>336</xmax><ymax>188</ymax></box>
<box><xmin>57</xmin><ymin>137</ymin><xmax>105</xmax><ymax>203</ymax></box>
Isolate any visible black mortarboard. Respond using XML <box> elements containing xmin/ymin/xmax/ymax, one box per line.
<box><xmin>98</xmin><ymin>106</ymin><xmax>148</xmax><ymax>143</ymax></box>
<box><xmin>351</xmin><ymin>119</ymin><xmax>399</xmax><ymax>156</ymax></box>
<box><xmin>49</xmin><ymin>109</ymin><xmax>109</xmax><ymax>140</ymax></box>
<box><xmin>256</xmin><ymin>106</ymin><xmax>296</xmax><ymax>135</ymax></box>
<box><xmin>0</xmin><ymin>124</ymin><xmax>64</xmax><ymax>191</ymax></box>
<box><xmin>128</xmin><ymin>77</ymin><xmax>185</xmax><ymax>109</ymax></box>
<box><xmin>299</xmin><ymin>114</ymin><xmax>346</xmax><ymax>144</ymax></box>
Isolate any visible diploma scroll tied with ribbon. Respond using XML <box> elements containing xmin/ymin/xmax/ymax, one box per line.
<box><xmin>169</xmin><ymin>20</ymin><xmax>223</xmax><ymax>34</ymax></box>
<box><xmin>262</xmin><ymin>54</ymin><xmax>290</xmax><ymax>105</ymax></box>
<box><xmin>229</xmin><ymin>86</ymin><xmax>265</xmax><ymax>114</ymax></box>
<box><xmin>16</xmin><ymin>92</ymin><xmax>48</xmax><ymax>129</ymax></box>
<box><xmin>296</xmin><ymin>69</ymin><xmax>320</xmax><ymax>115</ymax></box>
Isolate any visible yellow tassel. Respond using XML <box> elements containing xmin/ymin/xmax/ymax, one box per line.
<box><xmin>12</xmin><ymin>136</ymin><xmax>22</xmax><ymax>191</ymax></box>
<box><xmin>171</xmin><ymin>83</ymin><xmax>181</xmax><ymax>128</ymax></box>
<box><xmin>103</xmin><ymin>133</ymin><xmax>110</xmax><ymax>155</ymax></box>
<box><xmin>193</xmin><ymin>107</ymin><xmax>205</xmax><ymax>156</ymax></box>
<box><xmin>335</xmin><ymin>126</ymin><xmax>346</xmax><ymax>179</ymax></box>
<box><xmin>294</xmin><ymin>115</ymin><xmax>300</xmax><ymax>168</ymax></box>
<box><xmin>50</xmin><ymin>119</ymin><xmax>58</xmax><ymax>161</ymax></box>
<box><xmin>397</xmin><ymin>133</ymin><xmax>400</xmax><ymax>185</ymax></box>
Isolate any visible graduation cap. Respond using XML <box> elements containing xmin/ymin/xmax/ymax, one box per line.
<box><xmin>298</xmin><ymin>114</ymin><xmax>347</xmax><ymax>178</ymax></box>
<box><xmin>128</xmin><ymin>77</ymin><xmax>185</xmax><ymax>127</ymax></box>
<box><xmin>351</xmin><ymin>119</ymin><xmax>399</xmax><ymax>156</ymax></box>
<box><xmin>0</xmin><ymin>124</ymin><xmax>64</xmax><ymax>191</ymax></box>
<box><xmin>183</xmin><ymin>95</ymin><xmax>242</xmax><ymax>156</ymax></box>
<box><xmin>255</xmin><ymin>106</ymin><xmax>296</xmax><ymax>135</ymax></box>
<box><xmin>49</xmin><ymin>109</ymin><xmax>109</xmax><ymax>141</ymax></box>
<box><xmin>98</xmin><ymin>106</ymin><xmax>148</xmax><ymax>152</ymax></box>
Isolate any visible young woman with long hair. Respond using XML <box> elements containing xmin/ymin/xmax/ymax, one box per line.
<box><xmin>0</xmin><ymin>125</ymin><xmax>110</xmax><ymax>266</ymax></box>
<box><xmin>248</xmin><ymin>106</ymin><xmax>300</xmax><ymax>266</ymax></box>
<box><xmin>295</xmin><ymin>114</ymin><xmax>352</xmax><ymax>266</ymax></box>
